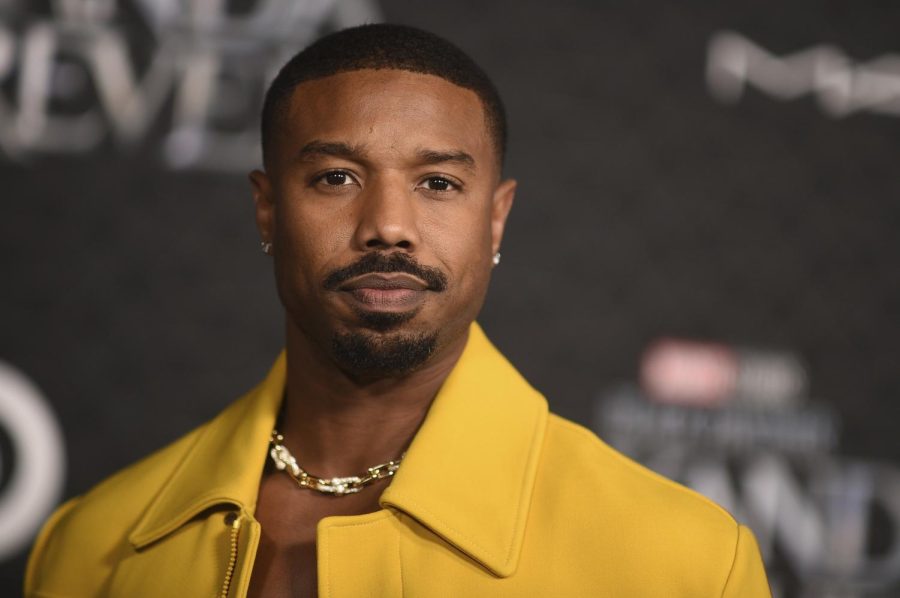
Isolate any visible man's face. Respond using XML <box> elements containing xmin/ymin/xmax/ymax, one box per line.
<box><xmin>252</xmin><ymin>69</ymin><xmax>515</xmax><ymax>378</ymax></box>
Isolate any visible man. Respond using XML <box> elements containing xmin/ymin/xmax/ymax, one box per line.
<box><xmin>25</xmin><ymin>24</ymin><xmax>770</xmax><ymax>597</ymax></box>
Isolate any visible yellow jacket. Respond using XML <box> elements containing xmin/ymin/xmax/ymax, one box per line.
<box><xmin>26</xmin><ymin>324</ymin><xmax>770</xmax><ymax>597</ymax></box>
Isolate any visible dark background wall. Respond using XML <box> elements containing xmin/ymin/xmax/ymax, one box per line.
<box><xmin>1</xmin><ymin>1</ymin><xmax>898</xmax><ymax>595</ymax></box>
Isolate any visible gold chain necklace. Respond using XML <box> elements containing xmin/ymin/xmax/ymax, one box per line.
<box><xmin>268</xmin><ymin>430</ymin><xmax>404</xmax><ymax>496</ymax></box>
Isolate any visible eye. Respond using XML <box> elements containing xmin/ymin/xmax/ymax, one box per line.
<box><xmin>318</xmin><ymin>170</ymin><xmax>355</xmax><ymax>186</ymax></box>
<box><xmin>310</xmin><ymin>170</ymin><xmax>357</xmax><ymax>190</ymax></box>
<box><xmin>419</xmin><ymin>176</ymin><xmax>458</xmax><ymax>192</ymax></box>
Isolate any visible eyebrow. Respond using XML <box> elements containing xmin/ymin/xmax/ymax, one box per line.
<box><xmin>297</xmin><ymin>140</ymin><xmax>367</xmax><ymax>161</ymax></box>
<box><xmin>296</xmin><ymin>140</ymin><xmax>477</xmax><ymax>172</ymax></box>
<box><xmin>416</xmin><ymin>148</ymin><xmax>476</xmax><ymax>172</ymax></box>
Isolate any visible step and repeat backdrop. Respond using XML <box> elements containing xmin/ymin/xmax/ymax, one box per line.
<box><xmin>1</xmin><ymin>1</ymin><xmax>898</xmax><ymax>596</ymax></box>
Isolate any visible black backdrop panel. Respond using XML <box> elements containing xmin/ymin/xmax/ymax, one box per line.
<box><xmin>1</xmin><ymin>1</ymin><xmax>898</xmax><ymax>595</ymax></box>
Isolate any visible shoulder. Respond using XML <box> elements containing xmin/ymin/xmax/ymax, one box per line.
<box><xmin>541</xmin><ymin>413</ymin><xmax>737</xmax><ymax>529</ymax></box>
<box><xmin>24</xmin><ymin>423</ymin><xmax>206</xmax><ymax>597</ymax></box>
<box><xmin>529</xmin><ymin>414</ymin><xmax>768</xmax><ymax>595</ymax></box>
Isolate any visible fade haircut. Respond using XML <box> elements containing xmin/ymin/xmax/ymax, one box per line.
<box><xmin>260</xmin><ymin>23</ymin><xmax>507</xmax><ymax>168</ymax></box>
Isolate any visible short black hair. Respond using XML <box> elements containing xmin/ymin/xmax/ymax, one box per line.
<box><xmin>260</xmin><ymin>23</ymin><xmax>507</xmax><ymax>168</ymax></box>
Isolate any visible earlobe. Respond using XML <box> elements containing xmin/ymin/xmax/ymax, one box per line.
<box><xmin>249</xmin><ymin>169</ymin><xmax>275</xmax><ymax>246</ymax></box>
<box><xmin>490</xmin><ymin>178</ymin><xmax>517</xmax><ymax>255</ymax></box>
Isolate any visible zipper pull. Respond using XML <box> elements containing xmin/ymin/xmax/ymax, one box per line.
<box><xmin>220</xmin><ymin>512</ymin><xmax>242</xmax><ymax>598</ymax></box>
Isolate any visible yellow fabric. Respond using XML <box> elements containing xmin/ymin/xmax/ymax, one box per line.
<box><xmin>26</xmin><ymin>323</ymin><xmax>771</xmax><ymax>597</ymax></box>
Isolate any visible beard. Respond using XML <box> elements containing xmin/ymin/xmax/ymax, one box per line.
<box><xmin>322</xmin><ymin>251</ymin><xmax>448</xmax><ymax>378</ymax></box>
<box><xmin>331</xmin><ymin>328</ymin><xmax>438</xmax><ymax>379</ymax></box>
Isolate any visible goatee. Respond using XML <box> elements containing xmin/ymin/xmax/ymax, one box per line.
<box><xmin>332</xmin><ymin>330</ymin><xmax>438</xmax><ymax>378</ymax></box>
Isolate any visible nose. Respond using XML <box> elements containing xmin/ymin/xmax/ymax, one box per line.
<box><xmin>352</xmin><ymin>175</ymin><xmax>420</xmax><ymax>252</ymax></box>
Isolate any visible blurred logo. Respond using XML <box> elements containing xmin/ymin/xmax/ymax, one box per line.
<box><xmin>0</xmin><ymin>360</ymin><xmax>65</xmax><ymax>562</ymax></box>
<box><xmin>0</xmin><ymin>0</ymin><xmax>382</xmax><ymax>171</ymax></box>
<box><xmin>641</xmin><ymin>338</ymin><xmax>807</xmax><ymax>408</ymax></box>
<box><xmin>707</xmin><ymin>30</ymin><xmax>900</xmax><ymax>118</ymax></box>
<box><xmin>596</xmin><ymin>338</ymin><xmax>900</xmax><ymax>598</ymax></box>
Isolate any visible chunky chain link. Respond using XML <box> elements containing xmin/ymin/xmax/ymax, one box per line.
<box><xmin>268</xmin><ymin>430</ymin><xmax>404</xmax><ymax>496</ymax></box>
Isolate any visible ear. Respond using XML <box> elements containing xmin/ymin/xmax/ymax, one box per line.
<box><xmin>490</xmin><ymin>178</ymin><xmax>517</xmax><ymax>255</ymax></box>
<box><xmin>249</xmin><ymin>169</ymin><xmax>275</xmax><ymax>247</ymax></box>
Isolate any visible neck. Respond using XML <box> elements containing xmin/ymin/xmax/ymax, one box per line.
<box><xmin>278</xmin><ymin>320</ymin><xmax>469</xmax><ymax>477</ymax></box>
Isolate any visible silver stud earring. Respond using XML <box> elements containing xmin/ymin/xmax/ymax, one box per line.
<box><xmin>260</xmin><ymin>241</ymin><xmax>273</xmax><ymax>255</ymax></box>
<box><xmin>492</xmin><ymin>252</ymin><xmax>501</xmax><ymax>266</ymax></box>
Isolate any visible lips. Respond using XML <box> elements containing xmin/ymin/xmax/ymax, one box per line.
<box><xmin>338</xmin><ymin>274</ymin><xmax>429</xmax><ymax>310</ymax></box>
<box><xmin>340</xmin><ymin>274</ymin><xmax>428</xmax><ymax>292</ymax></box>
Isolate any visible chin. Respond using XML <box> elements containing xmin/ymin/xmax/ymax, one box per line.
<box><xmin>330</xmin><ymin>325</ymin><xmax>439</xmax><ymax>379</ymax></box>
<box><xmin>351</xmin><ymin>306</ymin><xmax>420</xmax><ymax>332</ymax></box>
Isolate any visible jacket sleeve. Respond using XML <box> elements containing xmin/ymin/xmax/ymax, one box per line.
<box><xmin>24</xmin><ymin>497</ymin><xmax>81</xmax><ymax>597</ymax></box>
<box><xmin>721</xmin><ymin>524</ymin><xmax>771</xmax><ymax>598</ymax></box>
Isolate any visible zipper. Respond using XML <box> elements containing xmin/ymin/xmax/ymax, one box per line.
<box><xmin>220</xmin><ymin>511</ymin><xmax>242</xmax><ymax>598</ymax></box>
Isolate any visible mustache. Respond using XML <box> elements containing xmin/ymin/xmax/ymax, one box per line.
<box><xmin>323</xmin><ymin>252</ymin><xmax>448</xmax><ymax>292</ymax></box>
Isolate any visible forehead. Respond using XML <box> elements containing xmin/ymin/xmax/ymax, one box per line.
<box><xmin>276</xmin><ymin>69</ymin><xmax>495</xmax><ymax>169</ymax></box>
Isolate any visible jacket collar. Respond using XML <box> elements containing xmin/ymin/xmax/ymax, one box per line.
<box><xmin>129</xmin><ymin>353</ymin><xmax>285</xmax><ymax>548</ymax></box>
<box><xmin>378</xmin><ymin>324</ymin><xmax>547</xmax><ymax>576</ymax></box>
<box><xmin>129</xmin><ymin>324</ymin><xmax>548</xmax><ymax>577</ymax></box>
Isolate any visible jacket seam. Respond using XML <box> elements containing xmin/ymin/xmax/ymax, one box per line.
<box><xmin>24</xmin><ymin>496</ymin><xmax>81</xmax><ymax>597</ymax></box>
<box><xmin>130</xmin><ymin>489</ymin><xmax>244</xmax><ymax>547</ymax></box>
<box><xmin>320</xmin><ymin>510</ymin><xmax>394</xmax><ymax>529</ymax></box>
<box><xmin>719</xmin><ymin>522</ymin><xmax>742</xmax><ymax>598</ymax></box>
<box><xmin>397</xmin><ymin>525</ymin><xmax>404</xmax><ymax>598</ymax></box>
<box><xmin>322</xmin><ymin>527</ymin><xmax>330</xmax><ymax>598</ymax></box>
<box><xmin>505</xmin><ymin>395</ymin><xmax>545</xmax><ymax>567</ymax></box>
<box><xmin>127</xmin><ymin>423</ymin><xmax>211</xmax><ymax>544</ymax></box>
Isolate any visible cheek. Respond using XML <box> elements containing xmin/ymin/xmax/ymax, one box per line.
<box><xmin>275</xmin><ymin>201</ymin><xmax>353</xmax><ymax>287</ymax></box>
<box><xmin>422</xmin><ymin>200</ymin><xmax>494</xmax><ymax>289</ymax></box>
